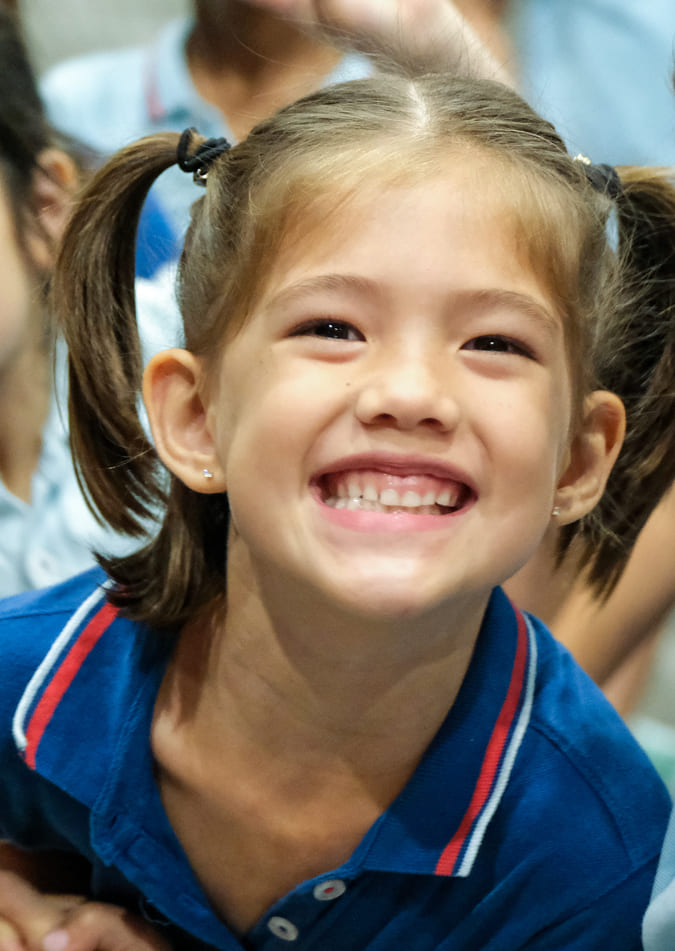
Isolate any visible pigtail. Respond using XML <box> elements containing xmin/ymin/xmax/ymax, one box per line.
<box><xmin>569</xmin><ymin>167</ymin><xmax>675</xmax><ymax>597</ymax></box>
<box><xmin>51</xmin><ymin>133</ymin><xmax>180</xmax><ymax>536</ymax></box>
<box><xmin>52</xmin><ymin>130</ymin><xmax>232</xmax><ymax>628</ymax></box>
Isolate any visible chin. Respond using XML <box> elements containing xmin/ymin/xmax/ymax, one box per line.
<box><xmin>328</xmin><ymin>575</ymin><xmax>458</xmax><ymax>624</ymax></box>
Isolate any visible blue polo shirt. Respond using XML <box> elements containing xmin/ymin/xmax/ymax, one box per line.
<box><xmin>0</xmin><ymin>569</ymin><xmax>669</xmax><ymax>949</ymax></box>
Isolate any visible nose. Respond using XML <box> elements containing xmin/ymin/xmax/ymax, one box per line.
<box><xmin>354</xmin><ymin>345</ymin><xmax>460</xmax><ymax>433</ymax></box>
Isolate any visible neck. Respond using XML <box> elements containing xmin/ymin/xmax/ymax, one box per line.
<box><xmin>0</xmin><ymin>322</ymin><xmax>51</xmax><ymax>503</ymax></box>
<box><xmin>158</xmin><ymin>552</ymin><xmax>484</xmax><ymax>781</ymax></box>
<box><xmin>503</xmin><ymin>523</ymin><xmax>576</xmax><ymax>625</ymax></box>
<box><xmin>187</xmin><ymin>1</ymin><xmax>342</xmax><ymax>139</ymax></box>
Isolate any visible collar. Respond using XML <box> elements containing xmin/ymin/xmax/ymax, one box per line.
<box><xmin>14</xmin><ymin>580</ymin><xmax>536</xmax><ymax>884</ymax></box>
<box><xmin>358</xmin><ymin>587</ymin><xmax>537</xmax><ymax>878</ymax></box>
<box><xmin>12</xmin><ymin>579</ymin><xmax>536</xmax><ymax>947</ymax></box>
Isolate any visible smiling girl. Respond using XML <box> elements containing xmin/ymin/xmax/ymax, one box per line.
<box><xmin>0</xmin><ymin>73</ymin><xmax>671</xmax><ymax>950</ymax></box>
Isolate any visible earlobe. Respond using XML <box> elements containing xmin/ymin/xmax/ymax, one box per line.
<box><xmin>553</xmin><ymin>391</ymin><xmax>625</xmax><ymax>524</ymax></box>
<box><xmin>143</xmin><ymin>349</ymin><xmax>227</xmax><ymax>493</ymax></box>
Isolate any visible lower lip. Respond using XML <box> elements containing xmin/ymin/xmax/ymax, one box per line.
<box><xmin>316</xmin><ymin>498</ymin><xmax>468</xmax><ymax>533</ymax></box>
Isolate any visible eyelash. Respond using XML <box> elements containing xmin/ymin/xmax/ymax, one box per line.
<box><xmin>290</xmin><ymin>323</ymin><xmax>535</xmax><ymax>359</ymax></box>
<box><xmin>290</xmin><ymin>319</ymin><xmax>364</xmax><ymax>341</ymax></box>
<box><xmin>462</xmin><ymin>335</ymin><xmax>534</xmax><ymax>359</ymax></box>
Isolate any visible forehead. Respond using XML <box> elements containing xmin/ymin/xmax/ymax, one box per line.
<box><xmin>260</xmin><ymin>161</ymin><xmax>558</xmax><ymax>317</ymax></box>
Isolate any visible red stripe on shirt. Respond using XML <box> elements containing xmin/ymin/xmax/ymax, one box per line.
<box><xmin>24</xmin><ymin>601</ymin><xmax>118</xmax><ymax>769</ymax></box>
<box><xmin>435</xmin><ymin>607</ymin><xmax>529</xmax><ymax>876</ymax></box>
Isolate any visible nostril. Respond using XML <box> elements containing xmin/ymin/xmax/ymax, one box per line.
<box><xmin>353</xmin><ymin>372</ymin><xmax>460</xmax><ymax>432</ymax></box>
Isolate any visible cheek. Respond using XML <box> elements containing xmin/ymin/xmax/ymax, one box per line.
<box><xmin>219</xmin><ymin>350</ymin><xmax>337</xmax><ymax>440</ymax></box>
<box><xmin>212</xmin><ymin>369</ymin><xmax>303</xmax><ymax>487</ymax></box>
<box><xmin>0</xmin><ymin>193</ymin><xmax>42</xmax><ymax>369</ymax></box>
<box><xmin>489</xmin><ymin>379</ymin><xmax>571</xmax><ymax>477</ymax></box>
<box><xmin>0</xmin><ymin>265</ymin><xmax>35</xmax><ymax>370</ymax></box>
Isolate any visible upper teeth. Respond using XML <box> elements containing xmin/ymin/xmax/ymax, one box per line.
<box><xmin>332</xmin><ymin>484</ymin><xmax>456</xmax><ymax>509</ymax></box>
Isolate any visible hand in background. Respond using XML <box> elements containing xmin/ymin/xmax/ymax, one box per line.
<box><xmin>249</xmin><ymin>0</ymin><xmax>514</xmax><ymax>83</ymax></box>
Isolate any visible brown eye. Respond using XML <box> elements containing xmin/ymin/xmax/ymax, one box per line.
<box><xmin>463</xmin><ymin>335</ymin><xmax>533</xmax><ymax>358</ymax></box>
<box><xmin>293</xmin><ymin>319</ymin><xmax>364</xmax><ymax>341</ymax></box>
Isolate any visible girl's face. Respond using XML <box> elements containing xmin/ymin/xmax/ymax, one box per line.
<box><xmin>0</xmin><ymin>178</ymin><xmax>38</xmax><ymax>375</ymax></box>
<box><xmin>195</xmin><ymin>163</ymin><xmax>585</xmax><ymax>621</ymax></box>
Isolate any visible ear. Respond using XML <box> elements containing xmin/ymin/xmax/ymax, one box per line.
<box><xmin>25</xmin><ymin>147</ymin><xmax>79</xmax><ymax>271</ymax></box>
<box><xmin>553</xmin><ymin>390</ymin><xmax>625</xmax><ymax>524</ymax></box>
<box><xmin>143</xmin><ymin>348</ymin><xmax>227</xmax><ymax>493</ymax></box>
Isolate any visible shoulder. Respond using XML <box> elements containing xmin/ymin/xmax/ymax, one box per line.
<box><xmin>509</xmin><ymin>611</ymin><xmax>670</xmax><ymax>875</ymax></box>
<box><xmin>471</xmin><ymin>609</ymin><xmax>671</xmax><ymax>943</ymax></box>
<box><xmin>0</xmin><ymin>566</ymin><xmax>108</xmax><ymax>637</ymax></box>
<box><xmin>0</xmin><ymin>569</ymin><xmax>115</xmax><ymax>717</ymax></box>
<box><xmin>0</xmin><ymin>570</ymin><xmax>145</xmax><ymax>853</ymax></box>
<box><xmin>0</xmin><ymin>570</ymin><xmax>167</xmax><ymax>820</ymax></box>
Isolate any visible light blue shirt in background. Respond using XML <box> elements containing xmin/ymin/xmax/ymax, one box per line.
<box><xmin>42</xmin><ymin>2</ymin><xmax>675</xmax><ymax>197</ymax></box>
<box><xmin>643</xmin><ymin>809</ymin><xmax>675</xmax><ymax>950</ymax></box>
<box><xmin>508</xmin><ymin>0</ymin><xmax>675</xmax><ymax>167</ymax></box>
<box><xmin>41</xmin><ymin>17</ymin><xmax>373</xmax><ymax>239</ymax></box>
<box><xmin>0</xmin><ymin>273</ymin><xmax>179</xmax><ymax>598</ymax></box>
<box><xmin>0</xmin><ymin>383</ymin><xmax>110</xmax><ymax>597</ymax></box>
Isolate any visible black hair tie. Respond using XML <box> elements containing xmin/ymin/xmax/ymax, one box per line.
<box><xmin>177</xmin><ymin>127</ymin><xmax>231</xmax><ymax>186</ymax></box>
<box><xmin>575</xmin><ymin>155</ymin><xmax>623</xmax><ymax>201</ymax></box>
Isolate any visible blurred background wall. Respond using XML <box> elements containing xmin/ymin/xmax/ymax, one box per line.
<box><xmin>20</xmin><ymin>0</ymin><xmax>189</xmax><ymax>72</ymax></box>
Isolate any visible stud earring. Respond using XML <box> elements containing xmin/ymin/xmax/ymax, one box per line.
<box><xmin>552</xmin><ymin>505</ymin><xmax>561</xmax><ymax>517</ymax></box>
<box><xmin>203</xmin><ymin>468</ymin><xmax>214</xmax><ymax>480</ymax></box>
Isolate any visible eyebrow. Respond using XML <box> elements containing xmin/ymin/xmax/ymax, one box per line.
<box><xmin>457</xmin><ymin>288</ymin><xmax>561</xmax><ymax>338</ymax></box>
<box><xmin>262</xmin><ymin>274</ymin><xmax>380</xmax><ymax>311</ymax></box>
<box><xmin>264</xmin><ymin>276</ymin><xmax>560</xmax><ymax>335</ymax></box>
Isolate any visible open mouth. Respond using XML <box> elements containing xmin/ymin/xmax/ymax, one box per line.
<box><xmin>317</xmin><ymin>469</ymin><xmax>471</xmax><ymax>516</ymax></box>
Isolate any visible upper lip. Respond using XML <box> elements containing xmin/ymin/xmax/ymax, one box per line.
<box><xmin>311</xmin><ymin>452</ymin><xmax>477</xmax><ymax>493</ymax></box>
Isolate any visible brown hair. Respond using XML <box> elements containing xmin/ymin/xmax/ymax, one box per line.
<box><xmin>51</xmin><ymin>73</ymin><xmax>675</xmax><ymax>625</ymax></box>
<box><xmin>564</xmin><ymin>166</ymin><xmax>675</xmax><ymax>597</ymax></box>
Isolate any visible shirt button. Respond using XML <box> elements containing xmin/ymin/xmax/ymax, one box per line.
<box><xmin>313</xmin><ymin>879</ymin><xmax>347</xmax><ymax>901</ymax></box>
<box><xmin>267</xmin><ymin>917</ymin><xmax>299</xmax><ymax>941</ymax></box>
